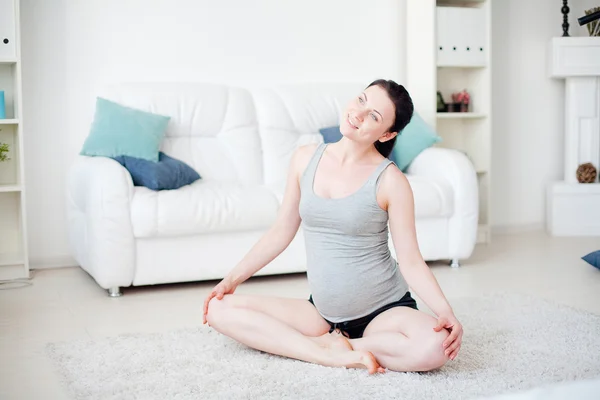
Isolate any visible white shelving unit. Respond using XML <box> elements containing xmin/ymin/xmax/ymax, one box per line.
<box><xmin>406</xmin><ymin>0</ymin><xmax>492</xmax><ymax>244</ymax></box>
<box><xmin>0</xmin><ymin>0</ymin><xmax>29</xmax><ymax>280</ymax></box>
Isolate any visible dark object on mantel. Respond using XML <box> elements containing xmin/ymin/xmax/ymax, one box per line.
<box><xmin>578</xmin><ymin>9</ymin><xmax>600</xmax><ymax>37</ymax></box>
<box><xmin>562</xmin><ymin>0</ymin><xmax>570</xmax><ymax>36</ymax></box>
<box><xmin>578</xmin><ymin>9</ymin><xmax>600</xmax><ymax>26</ymax></box>
<box><xmin>576</xmin><ymin>163</ymin><xmax>597</xmax><ymax>184</ymax></box>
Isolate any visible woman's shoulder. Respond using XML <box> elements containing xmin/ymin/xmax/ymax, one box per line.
<box><xmin>292</xmin><ymin>143</ymin><xmax>320</xmax><ymax>167</ymax></box>
<box><xmin>378</xmin><ymin>162</ymin><xmax>413</xmax><ymax>203</ymax></box>
<box><xmin>296</xmin><ymin>143</ymin><xmax>320</xmax><ymax>158</ymax></box>
<box><xmin>288</xmin><ymin>143</ymin><xmax>321</xmax><ymax>178</ymax></box>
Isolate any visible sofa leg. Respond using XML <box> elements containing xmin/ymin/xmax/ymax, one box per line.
<box><xmin>450</xmin><ymin>258</ymin><xmax>460</xmax><ymax>268</ymax></box>
<box><xmin>108</xmin><ymin>287</ymin><xmax>122</xmax><ymax>297</ymax></box>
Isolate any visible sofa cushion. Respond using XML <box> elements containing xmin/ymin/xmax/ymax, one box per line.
<box><xmin>130</xmin><ymin>181</ymin><xmax>280</xmax><ymax>238</ymax></box>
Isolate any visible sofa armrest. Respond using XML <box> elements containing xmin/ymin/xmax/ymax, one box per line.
<box><xmin>405</xmin><ymin>147</ymin><xmax>479</xmax><ymax>260</ymax></box>
<box><xmin>66</xmin><ymin>155</ymin><xmax>136</xmax><ymax>289</ymax></box>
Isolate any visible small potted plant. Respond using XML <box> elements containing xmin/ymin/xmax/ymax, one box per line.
<box><xmin>0</xmin><ymin>142</ymin><xmax>10</xmax><ymax>162</ymax></box>
<box><xmin>452</xmin><ymin>90</ymin><xmax>471</xmax><ymax>112</ymax></box>
<box><xmin>0</xmin><ymin>126</ymin><xmax>9</xmax><ymax>162</ymax></box>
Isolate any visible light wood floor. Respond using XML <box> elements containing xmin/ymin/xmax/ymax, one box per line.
<box><xmin>1</xmin><ymin>231</ymin><xmax>599</xmax><ymax>399</ymax></box>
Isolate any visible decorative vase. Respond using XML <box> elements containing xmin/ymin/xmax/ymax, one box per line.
<box><xmin>446</xmin><ymin>103</ymin><xmax>461</xmax><ymax>113</ymax></box>
<box><xmin>0</xmin><ymin>91</ymin><xmax>5</xmax><ymax>119</ymax></box>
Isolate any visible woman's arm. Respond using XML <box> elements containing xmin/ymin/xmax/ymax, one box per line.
<box><xmin>381</xmin><ymin>166</ymin><xmax>453</xmax><ymax>316</ymax></box>
<box><xmin>380</xmin><ymin>165</ymin><xmax>463</xmax><ymax>359</ymax></box>
<box><xmin>225</xmin><ymin>144</ymin><xmax>317</xmax><ymax>286</ymax></box>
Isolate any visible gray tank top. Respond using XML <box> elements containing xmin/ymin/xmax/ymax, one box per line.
<box><xmin>299</xmin><ymin>143</ymin><xmax>409</xmax><ymax>323</ymax></box>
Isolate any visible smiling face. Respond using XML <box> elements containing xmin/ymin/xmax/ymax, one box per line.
<box><xmin>339</xmin><ymin>84</ymin><xmax>398</xmax><ymax>146</ymax></box>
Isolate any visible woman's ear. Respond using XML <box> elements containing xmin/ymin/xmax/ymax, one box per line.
<box><xmin>379</xmin><ymin>131</ymin><xmax>398</xmax><ymax>143</ymax></box>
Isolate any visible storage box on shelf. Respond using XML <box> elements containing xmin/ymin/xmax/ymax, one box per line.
<box><xmin>0</xmin><ymin>0</ymin><xmax>28</xmax><ymax>280</ymax></box>
<box><xmin>407</xmin><ymin>0</ymin><xmax>492</xmax><ymax>243</ymax></box>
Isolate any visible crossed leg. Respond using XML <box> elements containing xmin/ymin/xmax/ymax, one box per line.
<box><xmin>349</xmin><ymin>307</ymin><xmax>450</xmax><ymax>372</ymax></box>
<box><xmin>205</xmin><ymin>294</ymin><xmax>384</xmax><ymax>373</ymax></box>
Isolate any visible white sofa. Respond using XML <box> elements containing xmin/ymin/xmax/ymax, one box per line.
<box><xmin>66</xmin><ymin>82</ymin><xmax>479</xmax><ymax>296</ymax></box>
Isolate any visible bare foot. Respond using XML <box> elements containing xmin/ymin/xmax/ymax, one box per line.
<box><xmin>311</xmin><ymin>332</ymin><xmax>353</xmax><ymax>351</ymax></box>
<box><xmin>338</xmin><ymin>350</ymin><xmax>386</xmax><ymax>375</ymax></box>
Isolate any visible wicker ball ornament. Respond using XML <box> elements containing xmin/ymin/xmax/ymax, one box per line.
<box><xmin>576</xmin><ymin>163</ymin><xmax>597</xmax><ymax>183</ymax></box>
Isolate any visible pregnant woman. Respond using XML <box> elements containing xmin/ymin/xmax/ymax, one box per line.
<box><xmin>202</xmin><ymin>79</ymin><xmax>463</xmax><ymax>374</ymax></box>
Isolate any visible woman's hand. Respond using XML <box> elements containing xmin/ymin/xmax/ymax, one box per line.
<box><xmin>434</xmin><ymin>313</ymin><xmax>463</xmax><ymax>360</ymax></box>
<box><xmin>202</xmin><ymin>277</ymin><xmax>237</xmax><ymax>325</ymax></box>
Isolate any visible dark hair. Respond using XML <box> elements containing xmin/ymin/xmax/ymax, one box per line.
<box><xmin>367</xmin><ymin>79</ymin><xmax>414</xmax><ymax>158</ymax></box>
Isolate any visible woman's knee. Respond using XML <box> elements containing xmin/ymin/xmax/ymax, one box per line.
<box><xmin>417</xmin><ymin>329</ymin><xmax>450</xmax><ymax>371</ymax></box>
<box><xmin>205</xmin><ymin>295</ymin><xmax>235</xmax><ymax>328</ymax></box>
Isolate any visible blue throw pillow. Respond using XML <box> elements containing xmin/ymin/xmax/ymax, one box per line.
<box><xmin>81</xmin><ymin>97</ymin><xmax>170</xmax><ymax>162</ymax></box>
<box><xmin>319</xmin><ymin>126</ymin><xmax>343</xmax><ymax>144</ymax></box>
<box><xmin>582</xmin><ymin>250</ymin><xmax>600</xmax><ymax>270</ymax></box>
<box><xmin>112</xmin><ymin>152</ymin><xmax>201</xmax><ymax>191</ymax></box>
<box><xmin>392</xmin><ymin>112</ymin><xmax>442</xmax><ymax>172</ymax></box>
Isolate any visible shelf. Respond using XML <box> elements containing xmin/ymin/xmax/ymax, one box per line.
<box><xmin>0</xmin><ymin>119</ymin><xmax>18</xmax><ymax>125</ymax></box>
<box><xmin>437</xmin><ymin>112</ymin><xmax>486</xmax><ymax>119</ymax></box>
<box><xmin>0</xmin><ymin>185</ymin><xmax>21</xmax><ymax>192</ymax></box>
<box><xmin>0</xmin><ymin>252</ymin><xmax>24</xmax><ymax>267</ymax></box>
<box><xmin>0</xmin><ymin>58</ymin><xmax>17</xmax><ymax>65</ymax></box>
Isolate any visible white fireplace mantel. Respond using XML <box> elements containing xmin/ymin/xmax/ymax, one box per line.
<box><xmin>548</xmin><ymin>37</ymin><xmax>600</xmax><ymax>78</ymax></box>
<box><xmin>546</xmin><ymin>37</ymin><xmax>600</xmax><ymax>237</ymax></box>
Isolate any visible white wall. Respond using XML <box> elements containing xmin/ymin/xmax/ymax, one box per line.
<box><xmin>20</xmin><ymin>0</ymin><xmax>406</xmax><ymax>267</ymax></box>
<box><xmin>19</xmin><ymin>0</ymin><xmax>595</xmax><ymax>267</ymax></box>
<box><xmin>490</xmin><ymin>0</ymin><xmax>564</xmax><ymax>230</ymax></box>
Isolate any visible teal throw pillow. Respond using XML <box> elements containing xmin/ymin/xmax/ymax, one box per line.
<box><xmin>80</xmin><ymin>97</ymin><xmax>170</xmax><ymax>162</ymax></box>
<box><xmin>112</xmin><ymin>152</ymin><xmax>201</xmax><ymax>191</ymax></box>
<box><xmin>392</xmin><ymin>112</ymin><xmax>442</xmax><ymax>171</ymax></box>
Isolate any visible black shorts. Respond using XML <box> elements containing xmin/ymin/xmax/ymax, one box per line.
<box><xmin>308</xmin><ymin>291</ymin><xmax>418</xmax><ymax>339</ymax></box>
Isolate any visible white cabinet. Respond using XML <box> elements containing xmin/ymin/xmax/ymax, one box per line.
<box><xmin>0</xmin><ymin>0</ymin><xmax>16</xmax><ymax>59</ymax></box>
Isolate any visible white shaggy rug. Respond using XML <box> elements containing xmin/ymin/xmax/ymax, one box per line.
<box><xmin>46</xmin><ymin>292</ymin><xmax>600</xmax><ymax>400</ymax></box>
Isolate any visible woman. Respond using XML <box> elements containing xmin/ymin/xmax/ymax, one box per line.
<box><xmin>202</xmin><ymin>79</ymin><xmax>463</xmax><ymax>374</ymax></box>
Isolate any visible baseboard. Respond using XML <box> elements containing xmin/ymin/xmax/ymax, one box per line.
<box><xmin>491</xmin><ymin>223</ymin><xmax>545</xmax><ymax>235</ymax></box>
<box><xmin>29</xmin><ymin>255</ymin><xmax>79</xmax><ymax>269</ymax></box>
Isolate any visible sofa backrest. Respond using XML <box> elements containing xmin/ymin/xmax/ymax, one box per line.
<box><xmin>98</xmin><ymin>82</ymin><xmax>365</xmax><ymax>187</ymax></box>
<box><xmin>98</xmin><ymin>82</ymin><xmax>263</xmax><ymax>186</ymax></box>
<box><xmin>250</xmin><ymin>83</ymin><xmax>364</xmax><ymax>189</ymax></box>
